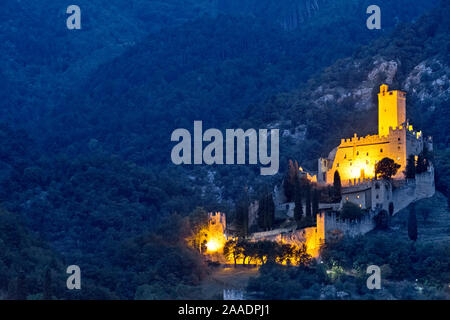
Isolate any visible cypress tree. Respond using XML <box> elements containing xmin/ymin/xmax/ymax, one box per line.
<box><xmin>405</xmin><ymin>154</ymin><xmax>416</xmax><ymax>179</ymax></box>
<box><xmin>388</xmin><ymin>202</ymin><xmax>394</xmax><ymax>216</ymax></box>
<box><xmin>284</xmin><ymin>160</ymin><xmax>299</xmax><ymax>202</ymax></box>
<box><xmin>257</xmin><ymin>192</ymin><xmax>266</xmax><ymax>230</ymax></box>
<box><xmin>293</xmin><ymin>180</ymin><xmax>303</xmax><ymax>228</ymax></box>
<box><xmin>305</xmin><ymin>184</ymin><xmax>312</xmax><ymax>222</ymax></box>
<box><xmin>333</xmin><ymin>170</ymin><xmax>342</xmax><ymax>202</ymax></box>
<box><xmin>312</xmin><ymin>188</ymin><xmax>319</xmax><ymax>221</ymax></box>
<box><xmin>257</xmin><ymin>190</ymin><xmax>274</xmax><ymax>231</ymax></box>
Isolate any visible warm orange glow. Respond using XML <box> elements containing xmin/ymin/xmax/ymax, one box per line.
<box><xmin>206</xmin><ymin>235</ymin><xmax>226</xmax><ymax>253</ymax></box>
<box><xmin>204</xmin><ymin>212</ymin><xmax>227</xmax><ymax>253</ymax></box>
<box><xmin>345</xmin><ymin>159</ymin><xmax>375</xmax><ymax>180</ymax></box>
<box><xmin>299</xmin><ymin>167</ymin><xmax>318</xmax><ymax>183</ymax></box>
<box><xmin>186</xmin><ymin>212</ymin><xmax>228</xmax><ymax>257</ymax></box>
<box><xmin>194</xmin><ymin>212</ymin><xmax>324</xmax><ymax>264</ymax></box>
<box><xmin>206</xmin><ymin>239</ymin><xmax>219</xmax><ymax>252</ymax></box>
<box><xmin>321</xmin><ymin>85</ymin><xmax>422</xmax><ymax>185</ymax></box>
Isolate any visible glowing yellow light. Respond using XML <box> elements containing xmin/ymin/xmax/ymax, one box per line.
<box><xmin>345</xmin><ymin>159</ymin><xmax>375</xmax><ymax>180</ymax></box>
<box><xmin>206</xmin><ymin>238</ymin><xmax>222</xmax><ymax>253</ymax></box>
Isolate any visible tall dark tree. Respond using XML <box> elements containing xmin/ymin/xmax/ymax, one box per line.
<box><xmin>266</xmin><ymin>193</ymin><xmax>275</xmax><ymax>230</ymax></box>
<box><xmin>258</xmin><ymin>191</ymin><xmax>275</xmax><ymax>231</ymax></box>
<box><xmin>408</xmin><ymin>205</ymin><xmax>418</xmax><ymax>242</ymax></box>
<box><xmin>283</xmin><ymin>159</ymin><xmax>299</xmax><ymax>202</ymax></box>
<box><xmin>305</xmin><ymin>184</ymin><xmax>312</xmax><ymax>223</ymax></box>
<box><xmin>312</xmin><ymin>188</ymin><xmax>319</xmax><ymax>221</ymax></box>
<box><xmin>375</xmin><ymin>157</ymin><xmax>401</xmax><ymax>180</ymax></box>
<box><xmin>388</xmin><ymin>202</ymin><xmax>394</xmax><ymax>216</ymax></box>
<box><xmin>405</xmin><ymin>154</ymin><xmax>416</xmax><ymax>179</ymax></box>
<box><xmin>293</xmin><ymin>180</ymin><xmax>303</xmax><ymax>228</ymax></box>
<box><xmin>333</xmin><ymin>170</ymin><xmax>342</xmax><ymax>202</ymax></box>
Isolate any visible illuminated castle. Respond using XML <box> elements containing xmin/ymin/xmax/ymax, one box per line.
<box><xmin>317</xmin><ymin>84</ymin><xmax>431</xmax><ymax>186</ymax></box>
<box><xmin>201</xmin><ymin>85</ymin><xmax>435</xmax><ymax>261</ymax></box>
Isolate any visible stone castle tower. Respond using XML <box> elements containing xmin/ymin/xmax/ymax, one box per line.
<box><xmin>378</xmin><ymin>84</ymin><xmax>406</xmax><ymax>137</ymax></box>
<box><xmin>318</xmin><ymin>85</ymin><xmax>430</xmax><ymax>186</ymax></box>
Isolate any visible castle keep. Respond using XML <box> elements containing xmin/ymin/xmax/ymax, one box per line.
<box><xmin>318</xmin><ymin>84</ymin><xmax>430</xmax><ymax>186</ymax></box>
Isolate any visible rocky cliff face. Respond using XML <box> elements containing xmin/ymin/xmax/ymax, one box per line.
<box><xmin>304</xmin><ymin>56</ymin><xmax>449</xmax><ymax>113</ymax></box>
<box><xmin>404</xmin><ymin>59</ymin><xmax>450</xmax><ymax>111</ymax></box>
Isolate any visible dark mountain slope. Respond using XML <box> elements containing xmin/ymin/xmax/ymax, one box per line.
<box><xmin>244</xmin><ymin>0</ymin><xmax>450</xmax><ymax>191</ymax></box>
<box><xmin>0</xmin><ymin>1</ymin><xmax>447</xmax><ymax>300</ymax></box>
<box><xmin>217</xmin><ymin>0</ymin><xmax>439</xmax><ymax>31</ymax></box>
<box><xmin>0</xmin><ymin>0</ymin><xmax>212</xmax><ymax>123</ymax></box>
<box><xmin>0</xmin><ymin>125</ymin><xmax>210</xmax><ymax>299</ymax></box>
<box><xmin>38</xmin><ymin>0</ymin><xmax>439</xmax><ymax>165</ymax></box>
<box><xmin>0</xmin><ymin>208</ymin><xmax>70</xmax><ymax>299</ymax></box>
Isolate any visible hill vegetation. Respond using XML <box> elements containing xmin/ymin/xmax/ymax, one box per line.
<box><xmin>0</xmin><ymin>0</ymin><xmax>448</xmax><ymax>299</ymax></box>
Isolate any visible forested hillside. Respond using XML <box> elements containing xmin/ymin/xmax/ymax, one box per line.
<box><xmin>0</xmin><ymin>0</ymin><xmax>212</xmax><ymax>123</ymax></box>
<box><xmin>0</xmin><ymin>1</ymin><xmax>447</xmax><ymax>299</ymax></box>
<box><xmin>30</xmin><ymin>0</ymin><xmax>438</xmax><ymax>163</ymax></box>
<box><xmin>217</xmin><ymin>0</ymin><xmax>437</xmax><ymax>31</ymax></box>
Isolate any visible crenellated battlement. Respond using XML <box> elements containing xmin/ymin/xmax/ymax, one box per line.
<box><xmin>338</xmin><ymin>125</ymin><xmax>421</xmax><ymax>149</ymax></box>
<box><xmin>340</xmin><ymin>133</ymin><xmax>388</xmax><ymax>147</ymax></box>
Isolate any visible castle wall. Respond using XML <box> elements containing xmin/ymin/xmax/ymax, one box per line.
<box><xmin>245</xmin><ymin>167</ymin><xmax>434</xmax><ymax>258</ymax></box>
<box><xmin>370</xmin><ymin>180</ymin><xmax>392</xmax><ymax>211</ymax></box>
<box><xmin>392</xmin><ymin>167</ymin><xmax>435</xmax><ymax>214</ymax></box>
<box><xmin>405</xmin><ymin>128</ymin><xmax>423</xmax><ymax>157</ymax></box>
<box><xmin>248</xmin><ymin>227</ymin><xmax>293</xmax><ymax>240</ymax></box>
<box><xmin>342</xmin><ymin>186</ymin><xmax>369</xmax><ymax>209</ymax></box>
<box><xmin>248</xmin><ymin>224</ymin><xmax>323</xmax><ymax>258</ymax></box>
<box><xmin>322</xmin><ymin>211</ymin><xmax>376</xmax><ymax>238</ymax></box>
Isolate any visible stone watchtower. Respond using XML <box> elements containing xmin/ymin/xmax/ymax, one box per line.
<box><xmin>378</xmin><ymin>84</ymin><xmax>406</xmax><ymax>137</ymax></box>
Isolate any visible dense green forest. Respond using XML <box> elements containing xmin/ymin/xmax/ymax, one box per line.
<box><xmin>0</xmin><ymin>0</ymin><xmax>448</xmax><ymax>299</ymax></box>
